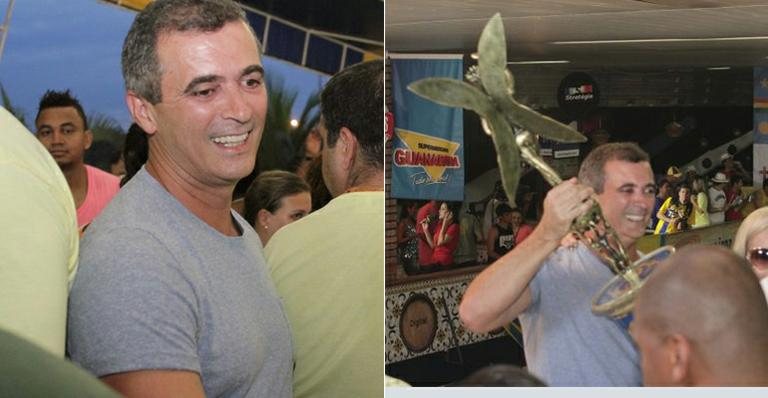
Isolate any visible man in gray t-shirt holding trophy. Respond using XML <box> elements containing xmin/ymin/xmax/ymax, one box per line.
<box><xmin>67</xmin><ymin>1</ymin><xmax>292</xmax><ymax>397</ymax></box>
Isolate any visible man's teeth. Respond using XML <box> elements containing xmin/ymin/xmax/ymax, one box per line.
<box><xmin>211</xmin><ymin>132</ymin><xmax>248</xmax><ymax>147</ymax></box>
<box><xmin>625</xmin><ymin>214</ymin><xmax>644</xmax><ymax>222</ymax></box>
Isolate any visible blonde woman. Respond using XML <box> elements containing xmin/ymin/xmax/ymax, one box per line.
<box><xmin>732</xmin><ymin>207</ymin><xmax>768</xmax><ymax>301</ymax></box>
<box><xmin>690</xmin><ymin>177</ymin><xmax>710</xmax><ymax>228</ymax></box>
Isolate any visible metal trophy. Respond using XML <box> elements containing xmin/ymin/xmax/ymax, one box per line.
<box><xmin>407</xmin><ymin>13</ymin><xmax>675</xmax><ymax>319</ymax></box>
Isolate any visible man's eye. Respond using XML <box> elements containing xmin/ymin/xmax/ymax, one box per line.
<box><xmin>644</xmin><ymin>187</ymin><xmax>658</xmax><ymax>195</ymax></box>
<box><xmin>38</xmin><ymin>130</ymin><xmax>50</xmax><ymax>137</ymax></box>
<box><xmin>244</xmin><ymin>77</ymin><xmax>263</xmax><ymax>88</ymax></box>
<box><xmin>193</xmin><ymin>88</ymin><xmax>216</xmax><ymax>97</ymax></box>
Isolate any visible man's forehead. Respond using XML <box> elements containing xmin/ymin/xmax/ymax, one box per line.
<box><xmin>604</xmin><ymin>160</ymin><xmax>654</xmax><ymax>185</ymax></box>
<box><xmin>37</xmin><ymin>107</ymin><xmax>83</xmax><ymax>125</ymax></box>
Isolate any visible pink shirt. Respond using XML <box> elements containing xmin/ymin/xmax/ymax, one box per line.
<box><xmin>77</xmin><ymin>165</ymin><xmax>120</xmax><ymax>228</ymax></box>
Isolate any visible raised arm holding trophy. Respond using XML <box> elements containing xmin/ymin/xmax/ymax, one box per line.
<box><xmin>408</xmin><ymin>14</ymin><xmax>673</xmax><ymax>386</ymax></box>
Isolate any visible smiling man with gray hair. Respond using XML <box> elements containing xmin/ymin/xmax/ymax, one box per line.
<box><xmin>67</xmin><ymin>1</ymin><xmax>292</xmax><ymax>397</ymax></box>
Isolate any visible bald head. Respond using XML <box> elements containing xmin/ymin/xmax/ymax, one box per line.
<box><xmin>632</xmin><ymin>244</ymin><xmax>768</xmax><ymax>386</ymax></box>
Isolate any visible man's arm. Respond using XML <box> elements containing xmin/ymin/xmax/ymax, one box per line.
<box><xmin>102</xmin><ymin>370</ymin><xmax>205</xmax><ymax>398</ymax></box>
<box><xmin>459</xmin><ymin>179</ymin><xmax>594</xmax><ymax>333</ymax></box>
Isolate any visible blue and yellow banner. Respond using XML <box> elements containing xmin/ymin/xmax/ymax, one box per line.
<box><xmin>390</xmin><ymin>56</ymin><xmax>464</xmax><ymax>201</ymax></box>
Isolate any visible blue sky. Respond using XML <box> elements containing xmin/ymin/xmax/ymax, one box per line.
<box><xmin>0</xmin><ymin>0</ymin><xmax>328</xmax><ymax>131</ymax></box>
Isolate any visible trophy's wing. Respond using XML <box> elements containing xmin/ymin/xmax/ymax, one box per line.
<box><xmin>408</xmin><ymin>78</ymin><xmax>495</xmax><ymax>119</ymax></box>
<box><xmin>504</xmin><ymin>100</ymin><xmax>588</xmax><ymax>143</ymax></box>
<box><xmin>477</xmin><ymin>13</ymin><xmax>511</xmax><ymax>101</ymax></box>
<box><xmin>408</xmin><ymin>78</ymin><xmax>522</xmax><ymax>201</ymax></box>
<box><xmin>483</xmin><ymin>112</ymin><xmax>522</xmax><ymax>203</ymax></box>
<box><xmin>475</xmin><ymin>14</ymin><xmax>586</xmax><ymax>144</ymax></box>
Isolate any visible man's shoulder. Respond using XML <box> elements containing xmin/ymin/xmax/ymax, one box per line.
<box><xmin>266</xmin><ymin>193</ymin><xmax>382</xmax><ymax>259</ymax></box>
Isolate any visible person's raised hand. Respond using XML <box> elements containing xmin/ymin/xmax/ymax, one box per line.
<box><xmin>538</xmin><ymin>178</ymin><xmax>594</xmax><ymax>242</ymax></box>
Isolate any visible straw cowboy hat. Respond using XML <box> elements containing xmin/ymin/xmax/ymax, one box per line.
<box><xmin>711</xmin><ymin>172</ymin><xmax>729</xmax><ymax>184</ymax></box>
<box><xmin>666</xmin><ymin>166</ymin><xmax>683</xmax><ymax>179</ymax></box>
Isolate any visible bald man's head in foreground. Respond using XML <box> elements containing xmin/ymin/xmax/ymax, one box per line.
<box><xmin>631</xmin><ymin>244</ymin><xmax>768</xmax><ymax>386</ymax></box>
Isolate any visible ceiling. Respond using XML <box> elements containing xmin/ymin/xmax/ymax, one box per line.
<box><xmin>386</xmin><ymin>0</ymin><xmax>768</xmax><ymax>68</ymax></box>
<box><xmin>240</xmin><ymin>0</ymin><xmax>383</xmax><ymax>53</ymax></box>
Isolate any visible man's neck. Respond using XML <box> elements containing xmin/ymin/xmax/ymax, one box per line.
<box><xmin>61</xmin><ymin>162</ymin><xmax>88</xmax><ymax>208</ymax></box>
<box><xmin>146</xmin><ymin>159</ymin><xmax>239</xmax><ymax>237</ymax></box>
<box><xmin>344</xmin><ymin>168</ymin><xmax>384</xmax><ymax>194</ymax></box>
<box><xmin>624</xmin><ymin>241</ymin><xmax>640</xmax><ymax>261</ymax></box>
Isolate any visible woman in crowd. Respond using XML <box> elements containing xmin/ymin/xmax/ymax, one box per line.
<box><xmin>421</xmin><ymin>201</ymin><xmax>460</xmax><ymax>268</ymax></box>
<box><xmin>689</xmin><ymin>177</ymin><xmax>710</xmax><ymax>229</ymax></box>
<box><xmin>731</xmin><ymin>207</ymin><xmax>768</xmax><ymax>301</ymax></box>
<box><xmin>655</xmin><ymin>183</ymin><xmax>693</xmax><ymax>234</ymax></box>
<box><xmin>244</xmin><ymin>170</ymin><xmax>312</xmax><ymax>246</ymax></box>
<box><xmin>397</xmin><ymin>201</ymin><xmax>419</xmax><ymax>274</ymax></box>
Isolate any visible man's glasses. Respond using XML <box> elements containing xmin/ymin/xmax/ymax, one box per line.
<box><xmin>747</xmin><ymin>247</ymin><xmax>768</xmax><ymax>270</ymax></box>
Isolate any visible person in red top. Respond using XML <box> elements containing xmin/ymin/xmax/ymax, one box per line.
<box><xmin>416</xmin><ymin>200</ymin><xmax>438</xmax><ymax>267</ymax></box>
<box><xmin>421</xmin><ymin>201</ymin><xmax>460</xmax><ymax>267</ymax></box>
<box><xmin>725</xmin><ymin>175</ymin><xmax>746</xmax><ymax>222</ymax></box>
<box><xmin>35</xmin><ymin>90</ymin><xmax>120</xmax><ymax>232</ymax></box>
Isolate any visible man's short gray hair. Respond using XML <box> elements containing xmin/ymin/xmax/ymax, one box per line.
<box><xmin>578</xmin><ymin>143</ymin><xmax>650</xmax><ymax>193</ymax></box>
<box><xmin>121</xmin><ymin>0</ymin><xmax>261</xmax><ymax>104</ymax></box>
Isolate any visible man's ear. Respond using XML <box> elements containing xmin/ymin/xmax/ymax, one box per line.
<box><xmin>126</xmin><ymin>91</ymin><xmax>158</xmax><ymax>136</ymax></box>
<box><xmin>83</xmin><ymin>129</ymin><xmax>93</xmax><ymax>151</ymax></box>
<box><xmin>666</xmin><ymin>334</ymin><xmax>691</xmax><ymax>385</ymax></box>
<box><xmin>338</xmin><ymin>127</ymin><xmax>359</xmax><ymax>170</ymax></box>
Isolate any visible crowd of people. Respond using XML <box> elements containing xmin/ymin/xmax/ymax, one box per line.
<box><xmin>1</xmin><ymin>0</ymin><xmax>383</xmax><ymax>396</ymax></box>
<box><xmin>397</xmin><ymin>197</ymin><xmax>534</xmax><ymax>274</ymax></box>
<box><xmin>396</xmin><ymin>149</ymin><xmax>765</xmax><ymax>275</ymax></box>
<box><xmin>649</xmin><ymin>157</ymin><xmax>756</xmax><ymax>234</ymax></box>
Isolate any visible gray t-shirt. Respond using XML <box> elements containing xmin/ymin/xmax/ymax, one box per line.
<box><xmin>68</xmin><ymin>168</ymin><xmax>292</xmax><ymax>398</ymax></box>
<box><xmin>520</xmin><ymin>244</ymin><xmax>641</xmax><ymax>386</ymax></box>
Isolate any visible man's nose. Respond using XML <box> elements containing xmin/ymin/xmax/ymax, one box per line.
<box><xmin>222</xmin><ymin>86</ymin><xmax>253</xmax><ymax>123</ymax></box>
<box><xmin>50</xmin><ymin>130</ymin><xmax>65</xmax><ymax>144</ymax></box>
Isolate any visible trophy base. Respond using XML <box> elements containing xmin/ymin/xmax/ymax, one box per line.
<box><xmin>591</xmin><ymin>245</ymin><xmax>676</xmax><ymax>319</ymax></box>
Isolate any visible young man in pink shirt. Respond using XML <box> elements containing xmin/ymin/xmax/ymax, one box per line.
<box><xmin>35</xmin><ymin>90</ymin><xmax>120</xmax><ymax>232</ymax></box>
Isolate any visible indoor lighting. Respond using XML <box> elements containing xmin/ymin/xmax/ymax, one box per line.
<box><xmin>507</xmin><ymin>60</ymin><xmax>570</xmax><ymax>65</ymax></box>
<box><xmin>553</xmin><ymin>36</ymin><xmax>768</xmax><ymax>45</ymax></box>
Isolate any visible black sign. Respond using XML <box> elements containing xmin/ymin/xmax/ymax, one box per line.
<box><xmin>557</xmin><ymin>72</ymin><xmax>600</xmax><ymax>117</ymax></box>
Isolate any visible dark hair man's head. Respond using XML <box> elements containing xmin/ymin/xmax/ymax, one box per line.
<box><xmin>34</xmin><ymin>89</ymin><xmax>92</xmax><ymax>169</ymax></box>
<box><xmin>318</xmin><ymin>60</ymin><xmax>384</xmax><ymax>197</ymax></box>
<box><xmin>577</xmin><ymin>142</ymin><xmax>655</xmax><ymax>249</ymax></box>
<box><xmin>453</xmin><ymin>365</ymin><xmax>547</xmax><ymax>387</ymax></box>
<box><xmin>495</xmin><ymin>203</ymin><xmax>513</xmax><ymax>218</ymax></box>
